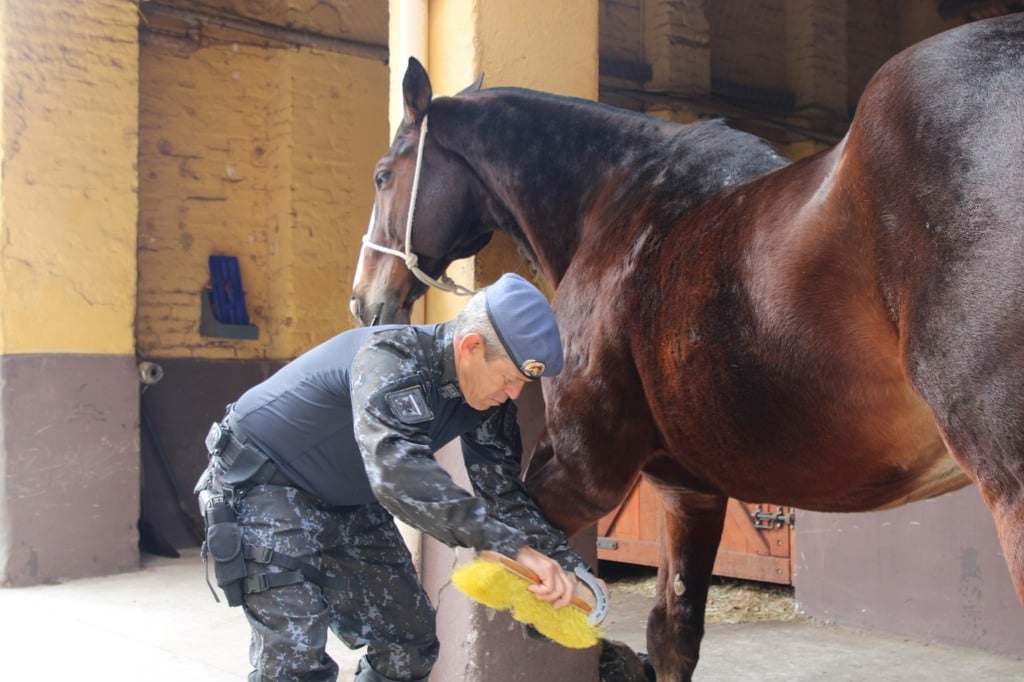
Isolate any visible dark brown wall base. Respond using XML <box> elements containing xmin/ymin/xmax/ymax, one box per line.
<box><xmin>796</xmin><ymin>487</ymin><xmax>1024</xmax><ymax>657</ymax></box>
<box><xmin>0</xmin><ymin>354</ymin><xmax>140</xmax><ymax>586</ymax></box>
<box><xmin>139</xmin><ymin>356</ymin><xmax>284</xmax><ymax>551</ymax></box>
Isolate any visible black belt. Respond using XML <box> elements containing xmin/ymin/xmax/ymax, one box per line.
<box><xmin>219</xmin><ymin>414</ymin><xmax>293</xmax><ymax>488</ymax></box>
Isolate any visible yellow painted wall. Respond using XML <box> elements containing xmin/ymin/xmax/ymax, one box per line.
<box><xmin>137</xmin><ymin>41</ymin><xmax>387</xmax><ymax>360</ymax></box>
<box><xmin>426</xmin><ymin>0</ymin><xmax>477</xmax><ymax>94</ymax></box>
<box><xmin>420</xmin><ymin>0</ymin><xmax>599</xmax><ymax>322</ymax></box>
<box><xmin>287</xmin><ymin>52</ymin><xmax>389</xmax><ymax>350</ymax></box>
<box><xmin>429</xmin><ymin>0</ymin><xmax>598</xmax><ymax>96</ymax></box>
<box><xmin>0</xmin><ymin>0</ymin><xmax>139</xmax><ymax>355</ymax></box>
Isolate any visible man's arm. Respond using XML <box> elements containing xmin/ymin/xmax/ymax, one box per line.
<box><xmin>350</xmin><ymin>342</ymin><xmax>529</xmax><ymax>558</ymax></box>
<box><xmin>460</xmin><ymin>403</ymin><xmax>588</xmax><ymax>572</ymax></box>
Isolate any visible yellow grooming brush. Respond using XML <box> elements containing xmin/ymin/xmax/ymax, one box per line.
<box><xmin>451</xmin><ymin>550</ymin><xmax>609</xmax><ymax>649</ymax></box>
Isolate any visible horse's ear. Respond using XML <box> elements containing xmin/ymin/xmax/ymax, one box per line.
<box><xmin>403</xmin><ymin>57</ymin><xmax>432</xmax><ymax>126</ymax></box>
<box><xmin>458</xmin><ymin>72</ymin><xmax>484</xmax><ymax>95</ymax></box>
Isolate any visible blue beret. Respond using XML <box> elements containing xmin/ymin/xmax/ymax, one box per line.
<box><xmin>484</xmin><ymin>273</ymin><xmax>563</xmax><ymax>379</ymax></box>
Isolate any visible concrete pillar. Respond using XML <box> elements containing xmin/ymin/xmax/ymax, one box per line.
<box><xmin>391</xmin><ymin>2</ymin><xmax>602</xmax><ymax>679</ymax></box>
<box><xmin>785</xmin><ymin>0</ymin><xmax>847</xmax><ymax>137</ymax></box>
<box><xmin>644</xmin><ymin>0</ymin><xmax>710</xmax><ymax>96</ymax></box>
<box><xmin>641</xmin><ymin>0</ymin><xmax>709</xmax><ymax>123</ymax></box>
<box><xmin>388</xmin><ymin>0</ymin><xmax>431</xmax><ymax>569</ymax></box>
<box><xmin>0</xmin><ymin>1</ymin><xmax>141</xmax><ymax>585</ymax></box>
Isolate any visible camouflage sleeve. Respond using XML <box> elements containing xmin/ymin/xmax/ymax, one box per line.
<box><xmin>350</xmin><ymin>339</ymin><xmax>528</xmax><ymax>556</ymax></box>
<box><xmin>460</xmin><ymin>402</ymin><xmax>586</xmax><ymax>571</ymax></box>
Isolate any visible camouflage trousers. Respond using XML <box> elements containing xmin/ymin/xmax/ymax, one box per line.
<box><xmin>234</xmin><ymin>484</ymin><xmax>438</xmax><ymax>682</ymax></box>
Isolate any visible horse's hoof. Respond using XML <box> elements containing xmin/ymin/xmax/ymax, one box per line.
<box><xmin>599</xmin><ymin>638</ymin><xmax>653</xmax><ymax>681</ymax></box>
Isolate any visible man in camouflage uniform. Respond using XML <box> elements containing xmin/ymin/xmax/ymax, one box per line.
<box><xmin>196</xmin><ymin>273</ymin><xmax>591</xmax><ymax>682</ymax></box>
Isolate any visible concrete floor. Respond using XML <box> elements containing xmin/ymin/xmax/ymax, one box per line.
<box><xmin>604</xmin><ymin>590</ymin><xmax>1024</xmax><ymax>681</ymax></box>
<box><xmin>2</xmin><ymin>548</ymin><xmax>1022</xmax><ymax>681</ymax></box>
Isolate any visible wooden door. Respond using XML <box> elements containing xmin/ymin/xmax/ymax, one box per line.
<box><xmin>597</xmin><ymin>477</ymin><xmax>794</xmax><ymax>585</ymax></box>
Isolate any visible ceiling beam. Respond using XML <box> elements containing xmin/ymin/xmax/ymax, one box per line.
<box><xmin>139</xmin><ymin>1</ymin><xmax>389</xmax><ymax>62</ymax></box>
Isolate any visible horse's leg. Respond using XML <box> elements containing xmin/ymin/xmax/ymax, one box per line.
<box><xmin>912</xmin><ymin>345</ymin><xmax>1024</xmax><ymax>602</ymax></box>
<box><xmin>523</xmin><ymin>288</ymin><xmax>722</xmax><ymax>679</ymax></box>
<box><xmin>897</xmin><ymin>195</ymin><xmax>1024</xmax><ymax>600</ymax></box>
<box><xmin>524</xmin><ymin>319</ymin><xmax>666</xmax><ymax>533</ymax></box>
<box><xmin>645</xmin><ymin>485</ymin><xmax>727</xmax><ymax>682</ymax></box>
<box><xmin>524</xmin><ymin>421</ymin><xmax>649</xmax><ymax>536</ymax></box>
<box><xmin>527</xmin><ymin>422</ymin><xmax>670</xmax><ymax>682</ymax></box>
<box><xmin>993</xmin><ymin>500</ymin><xmax>1024</xmax><ymax>605</ymax></box>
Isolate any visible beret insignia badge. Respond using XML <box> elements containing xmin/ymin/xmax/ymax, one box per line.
<box><xmin>521</xmin><ymin>359</ymin><xmax>545</xmax><ymax>379</ymax></box>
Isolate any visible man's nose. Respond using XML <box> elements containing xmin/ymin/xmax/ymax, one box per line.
<box><xmin>505</xmin><ymin>382</ymin><xmax>523</xmax><ymax>400</ymax></box>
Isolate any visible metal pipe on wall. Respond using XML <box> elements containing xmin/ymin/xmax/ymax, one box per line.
<box><xmin>390</xmin><ymin>0</ymin><xmax>430</xmax><ymax>566</ymax></box>
<box><xmin>390</xmin><ymin>0</ymin><xmax>429</xmax><ymax>139</ymax></box>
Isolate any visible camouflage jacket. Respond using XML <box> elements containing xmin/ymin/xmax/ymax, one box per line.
<box><xmin>230</xmin><ymin>322</ymin><xmax>583</xmax><ymax>569</ymax></box>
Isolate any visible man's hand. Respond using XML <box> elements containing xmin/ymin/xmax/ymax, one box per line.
<box><xmin>514</xmin><ymin>546</ymin><xmax>576</xmax><ymax>608</ymax></box>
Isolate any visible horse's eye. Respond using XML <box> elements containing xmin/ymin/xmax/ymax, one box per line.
<box><xmin>374</xmin><ymin>169</ymin><xmax>392</xmax><ymax>189</ymax></box>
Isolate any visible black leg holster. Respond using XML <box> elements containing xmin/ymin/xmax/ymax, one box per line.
<box><xmin>200</xmin><ymin>491</ymin><xmax>248</xmax><ymax>606</ymax></box>
<box><xmin>195</xmin><ymin>418</ymin><xmax>348</xmax><ymax>606</ymax></box>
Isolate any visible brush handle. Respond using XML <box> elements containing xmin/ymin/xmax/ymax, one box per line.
<box><xmin>477</xmin><ymin>550</ymin><xmax>594</xmax><ymax>614</ymax></box>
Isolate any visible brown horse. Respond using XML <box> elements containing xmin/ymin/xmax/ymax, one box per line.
<box><xmin>350</xmin><ymin>15</ymin><xmax>1024</xmax><ymax>681</ymax></box>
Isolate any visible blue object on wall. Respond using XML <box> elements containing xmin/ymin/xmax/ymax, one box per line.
<box><xmin>208</xmin><ymin>255</ymin><xmax>251</xmax><ymax>325</ymax></box>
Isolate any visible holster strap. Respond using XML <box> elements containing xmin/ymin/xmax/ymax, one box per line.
<box><xmin>244</xmin><ymin>545</ymin><xmax>350</xmax><ymax>593</ymax></box>
<box><xmin>244</xmin><ymin>570</ymin><xmax>305</xmax><ymax>594</ymax></box>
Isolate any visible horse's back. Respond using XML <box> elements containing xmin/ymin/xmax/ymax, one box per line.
<box><xmin>609</xmin><ymin>15</ymin><xmax>1024</xmax><ymax>508</ymax></box>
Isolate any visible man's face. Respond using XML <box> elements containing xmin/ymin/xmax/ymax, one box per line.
<box><xmin>455</xmin><ymin>333</ymin><xmax>529</xmax><ymax>410</ymax></box>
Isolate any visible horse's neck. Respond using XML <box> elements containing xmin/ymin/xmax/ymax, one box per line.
<box><xmin>435</xmin><ymin>93</ymin><xmax>787</xmax><ymax>284</ymax></box>
<box><xmin>433</xmin><ymin>96</ymin><xmax>648</xmax><ymax>281</ymax></box>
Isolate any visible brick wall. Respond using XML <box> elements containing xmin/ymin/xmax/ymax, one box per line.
<box><xmin>138</xmin><ymin>40</ymin><xmax>387</xmax><ymax>361</ymax></box>
<box><xmin>0</xmin><ymin>0</ymin><xmax>139</xmax><ymax>355</ymax></box>
<box><xmin>0</xmin><ymin>0</ymin><xmax>140</xmax><ymax>585</ymax></box>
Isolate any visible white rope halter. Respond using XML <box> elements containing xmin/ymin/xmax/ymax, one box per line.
<box><xmin>360</xmin><ymin>114</ymin><xmax>477</xmax><ymax>297</ymax></box>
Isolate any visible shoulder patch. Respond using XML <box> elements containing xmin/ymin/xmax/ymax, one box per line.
<box><xmin>385</xmin><ymin>385</ymin><xmax>434</xmax><ymax>424</ymax></box>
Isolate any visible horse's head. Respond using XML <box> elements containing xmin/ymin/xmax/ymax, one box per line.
<box><xmin>350</xmin><ymin>58</ymin><xmax>493</xmax><ymax>325</ymax></box>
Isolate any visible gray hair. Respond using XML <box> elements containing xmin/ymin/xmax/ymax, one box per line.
<box><xmin>453</xmin><ymin>290</ymin><xmax>511</xmax><ymax>363</ymax></box>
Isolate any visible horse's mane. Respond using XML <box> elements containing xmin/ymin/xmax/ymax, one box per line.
<box><xmin>434</xmin><ymin>85</ymin><xmax>788</xmax><ymax>227</ymax></box>
<box><xmin>417</xmin><ymin>84</ymin><xmax>790</xmax><ymax>287</ymax></box>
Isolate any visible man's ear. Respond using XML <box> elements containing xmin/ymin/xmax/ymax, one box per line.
<box><xmin>455</xmin><ymin>332</ymin><xmax>484</xmax><ymax>360</ymax></box>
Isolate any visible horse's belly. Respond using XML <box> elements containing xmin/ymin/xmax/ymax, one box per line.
<box><xmin>821</xmin><ymin>393</ymin><xmax>970</xmax><ymax>510</ymax></box>
<box><xmin>868</xmin><ymin>449</ymin><xmax>969</xmax><ymax>510</ymax></box>
<box><xmin>801</xmin><ymin>430</ymin><xmax>970</xmax><ymax>512</ymax></box>
<box><xmin>721</xmin><ymin>428</ymin><xmax>968</xmax><ymax>512</ymax></box>
<box><xmin>661</xmin><ymin>375</ymin><xmax>972</xmax><ymax>512</ymax></box>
